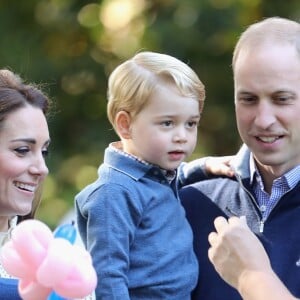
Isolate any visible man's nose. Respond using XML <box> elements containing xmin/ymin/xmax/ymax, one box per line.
<box><xmin>254</xmin><ymin>102</ymin><xmax>276</xmax><ymax>129</ymax></box>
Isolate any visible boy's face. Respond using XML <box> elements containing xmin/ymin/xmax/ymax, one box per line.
<box><xmin>123</xmin><ymin>82</ymin><xmax>200</xmax><ymax>170</ymax></box>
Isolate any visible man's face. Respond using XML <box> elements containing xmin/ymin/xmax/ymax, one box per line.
<box><xmin>234</xmin><ymin>43</ymin><xmax>300</xmax><ymax>176</ymax></box>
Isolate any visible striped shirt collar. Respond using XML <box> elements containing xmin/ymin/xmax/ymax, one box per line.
<box><xmin>110</xmin><ymin>141</ymin><xmax>177</xmax><ymax>182</ymax></box>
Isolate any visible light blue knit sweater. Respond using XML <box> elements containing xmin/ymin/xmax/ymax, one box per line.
<box><xmin>75</xmin><ymin>145</ymin><xmax>206</xmax><ymax>299</ymax></box>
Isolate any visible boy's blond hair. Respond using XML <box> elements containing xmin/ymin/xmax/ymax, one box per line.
<box><xmin>107</xmin><ymin>51</ymin><xmax>205</xmax><ymax>130</ymax></box>
<box><xmin>232</xmin><ymin>17</ymin><xmax>300</xmax><ymax>71</ymax></box>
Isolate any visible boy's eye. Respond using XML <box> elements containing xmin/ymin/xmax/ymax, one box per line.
<box><xmin>187</xmin><ymin>121</ymin><xmax>198</xmax><ymax>128</ymax></box>
<box><xmin>161</xmin><ymin>120</ymin><xmax>173</xmax><ymax>127</ymax></box>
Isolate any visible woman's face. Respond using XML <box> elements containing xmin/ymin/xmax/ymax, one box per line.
<box><xmin>0</xmin><ymin>105</ymin><xmax>50</xmax><ymax>221</ymax></box>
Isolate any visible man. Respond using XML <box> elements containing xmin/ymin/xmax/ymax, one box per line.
<box><xmin>180</xmin><ymin>17</ymin><xmax>300</xmax><ymax>299</ymax></box>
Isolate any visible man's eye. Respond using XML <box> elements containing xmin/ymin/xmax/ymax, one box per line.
<box><xmin>236</xmin><ymin>93</ymin><xmax>257</xmax><ymax>103</ymax></box>
<box><xmin>240</xmin><ymin>97</ymin><xmax>255</xmax><ymax>103</ymax></box>
<box><xmin>275</xmin><ymin>95</ymin><xmax>292</xmax><ymax>103</ymax></box>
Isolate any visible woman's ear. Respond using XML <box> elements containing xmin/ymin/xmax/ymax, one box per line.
<box><xmin>115</xmin><ymin>111</ymin><xmax>132</xmax><ymax>139</ymax></box>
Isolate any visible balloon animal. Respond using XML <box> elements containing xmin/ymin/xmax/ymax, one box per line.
<box><xmin>0</xmin><ymin>219</ymin><xmax>97</xmax><ymax>300</ymax></box>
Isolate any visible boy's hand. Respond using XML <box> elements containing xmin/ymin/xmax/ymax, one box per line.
<box><xmin>205</xmin><ymin>156</ymin><xmax>235</xmax><ymax>177</ymax></box>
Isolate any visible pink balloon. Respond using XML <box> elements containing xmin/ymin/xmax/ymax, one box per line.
<box><xmin>53</xmin><ymin>246</ymin><xmax>97</xmax><ymax>298</ymax></box>
<box><xmin>12</xmin><ymin>220</ymin><xmax>53</xmax><ymax>269</ymax></box>
<box><xmin>19</xmin><ymin>279</ymin><xmax>51</xmax><ymax>300</ymax></box>
<box><xmin>1</xmin><ymin>241</ymin><xmax>36</xmax><ymax>279</ymax></box>
<box><xmin>37</xmin><ymin>239</ymin><xmax>74</xmax><ymax>287</ymax></box>
<box><xmin>0</xmin><ymin>219</ymin><xmax>97</xmax><ymax>299</ymax></box>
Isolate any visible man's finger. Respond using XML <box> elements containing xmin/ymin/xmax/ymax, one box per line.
<box><xmin>214</xmin><ymin>216</ymin><xmax>228</xmax><ymax>233</ymax></box>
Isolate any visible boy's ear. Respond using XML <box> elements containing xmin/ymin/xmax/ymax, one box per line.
<box><xmin>115</xmin><ymin>111</ymin><xmax>132</xmax><ymax>139</ymax></box>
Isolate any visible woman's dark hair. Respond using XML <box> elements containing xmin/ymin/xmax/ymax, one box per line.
<box><xmin>0</xmin><ymin>69</ymin><xmax>51</xmax><ymax>222</ymax></box>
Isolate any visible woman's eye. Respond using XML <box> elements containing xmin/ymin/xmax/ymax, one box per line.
<box><xmin>42</xmin><ymin>149</ymin><xmax>49</xmax><ymax>157</ymax></box>
<box><xmin>14</xmin><ymin>147</ymin><xmax>29</xmax><ymax>156</ymax></box>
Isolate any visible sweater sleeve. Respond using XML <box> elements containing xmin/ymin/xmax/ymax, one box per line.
<box><xmin>77</xmin><ymin>183</ymin><xmax>143</xmax><ymax>300</ymax></box>
<box><xmin>177</xmin><ymin>157</ymin><xmax>211</xmax><ymax>187</ymax></box>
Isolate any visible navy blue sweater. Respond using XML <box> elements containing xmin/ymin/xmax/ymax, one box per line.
<box><xmin>180</xmin><ymin>146</ymin><xmax>300</xmax><ymax>300</ymax></box>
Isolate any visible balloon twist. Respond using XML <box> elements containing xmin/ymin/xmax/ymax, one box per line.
<box><xmin>0</xmin><ymin>220</ymin><xmax>97</xmax><ymax>300</ymax></box>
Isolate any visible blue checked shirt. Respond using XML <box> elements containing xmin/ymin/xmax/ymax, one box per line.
<box><xmin>250</xmin><ymin>154</ymin><xmax>300</xmax><ymax>220</ymax></box>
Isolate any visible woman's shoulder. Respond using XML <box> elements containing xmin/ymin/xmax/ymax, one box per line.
<box><xmin>0</xmin><ymin>278</ymin><xmax>21</xmax><ymax>300</ymax></box>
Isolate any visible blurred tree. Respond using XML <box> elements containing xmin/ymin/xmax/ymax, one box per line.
<box><xmin>0</xmin><ymin>0</ymin><xmax>299</xmax><ymax>226</ymax></box>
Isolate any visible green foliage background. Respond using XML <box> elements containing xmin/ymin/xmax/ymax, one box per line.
<box><xmin>0</xmin><ymin>0</ymin><xmax>299</xmax><ymax>227</ymax></box>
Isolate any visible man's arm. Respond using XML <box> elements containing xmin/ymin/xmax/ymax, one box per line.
<box><xmin>208</xmin><ymin>216</ymin><xmax>298</xmax><ymax>300</ymax></box>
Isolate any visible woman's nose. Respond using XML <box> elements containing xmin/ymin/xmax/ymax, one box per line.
<box><xmin>29</xmin><ymin>155</ymin><xmax>49</xmax><ymax>177</ymax></box>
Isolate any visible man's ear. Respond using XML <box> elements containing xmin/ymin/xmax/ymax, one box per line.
<box><xmin>115</xmin><ymin>111</ymin><xmax>132</xmax><ymax>139</ymax></box>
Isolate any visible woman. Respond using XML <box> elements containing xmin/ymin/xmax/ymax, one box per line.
<box><xmin>0</xmin><ymin>69</ymin><xmax>50</xmax><ymax>298</ymax></box>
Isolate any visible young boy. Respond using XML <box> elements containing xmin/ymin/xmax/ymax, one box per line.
<box><xmin>75</xmin><ymin>51</ymin><xmax>206</xmax><ymax>299</ymax></box>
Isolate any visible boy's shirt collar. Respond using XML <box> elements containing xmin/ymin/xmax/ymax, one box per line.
<box><xmin>110</xmin><ymin>141</ymin><xmax>176</xmax><ymax>182</ymax></box>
